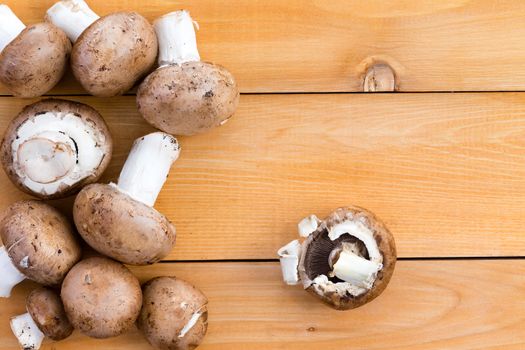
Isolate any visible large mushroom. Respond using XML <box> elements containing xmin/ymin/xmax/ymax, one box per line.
<box><xmin>0</xmin><ymin>200</ymin><xmax>81</xmax><ymax>298</ymax></box>
<box><xmin>10</xmin><ymin>287</ymin><xmax>73</xmax><ymax>350</ymax></box>
<box><xmin>46</xmin><ymin>0</ymin><xmax>158</xmax><ymax>97</ymax></box>
<box><xmin>137</xmin><ymin>10</ymin><xmax>239</xmax><ymax>136</ymax></box>
<box><xmin>278</xmin><ymin>207</ymin><xmax>396</xmax><ymax>310</ymax></box>
<box><xmin>0</xmin><ymin>99</ymin><xmax>113</xmax><ymax>199</ymax></box>
<box><xmin>61</xmin><ymin>257</ymin><xmax>142</xmax><ymax>338</ymax></box>
<box><xmin>138</xmin><ymin>276</ymin><xmax>208</xmax><ymax>350</ymax></box>
<box><xmin>73</xmin><ymin>132</ymin><xmax>179</xmax><ymax>265</ymax></box>
<box><xmin>0</xmin><ymin>5</ymin><xmax>71</xmax><ymax>97</ymax></box>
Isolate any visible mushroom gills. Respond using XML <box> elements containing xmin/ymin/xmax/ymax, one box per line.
<box><xmin>0</xmin><ymin>246</ymin><xmax>26</xmax><ymax>298</ymax></box>
<box><xmin>0</xmin><ymin>5</ymin><xmax>25</xmax><ymax>52</ymax></box>
<box><xmin>46</xmin><ymin>0</ymin><xmax>100</xmax><ymax>42</ymax></box>
<box><xmin>10</xmin><ymin>312</ymin><xmax>45</xmax><ymax>350</ymax></box>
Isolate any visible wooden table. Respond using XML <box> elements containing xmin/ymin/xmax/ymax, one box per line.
<box><xmin>0</xmin><ymin>1</ymin><xmax>524</xmax><ymax>349</ymax></box>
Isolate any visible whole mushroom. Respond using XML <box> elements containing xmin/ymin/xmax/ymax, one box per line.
<box><xmin>10</xmin><ymin>287</ymin><xmax>73</xmax><ymax>350</ymax></box>
<box><xmin>73</xmin><ymin>132</ymin><xmax>179</xmax><ymax>265</ymax></box>
<box><xmin>137</xmin><ymin>10</ymin><xmax>239</xmax><ymax>136</ymax></box>
<box><xmin>0</xmin><ymin>5</ymin><xmax>71</xmax><ymax>97</ymax></box>
<box><xmin>278</xmin><ymin>207</ymin><xmax>396</xmax><ymax>310</ymax></box>
<box><xmin>0</xmin><ymin>99</ymin><xmax>113</xmax><ymax>199</ymax></box>
<box><xmin>0</xmin><ymin>200</ymin><xmax>81</xmax><ymax>298</ymax></box>
<box><xmin>138</xmin><ymin>277</ymin><xmax>208</xmax><ymax>350</ymax></box>
<box><xmin>61</xmin><ymin>257</ymin><xmax>142</xmax><ymax>338</ymax></box>
<box><xmin>46</xmin><ymin>0</ymin><xmax>158</xmax><ymax>97</ymax></box>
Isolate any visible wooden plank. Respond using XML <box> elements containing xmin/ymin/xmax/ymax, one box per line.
<box><xmin>0</xmin><ymin>260</ymin><xmax>523</xmax><ymax>349</ymax></box>
<box><xmin>3</xmin><ymin>1</ymin><xmax>525</xmax><ymax>93</ymax></box>
<box><xmin>1</xmin><ymin>94</ymin><xmax>525</xmax><ymax>259</ymax></box>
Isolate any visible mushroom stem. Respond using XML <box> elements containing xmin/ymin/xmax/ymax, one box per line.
<box><xmin>331</xmin><ymin>250</ymin><xmax>381</xmax><ymax>288</ymax></box>
<box><xmin>46</xmin><ymin>0</ymin><xmax>100</xmax><ymax>42</ymax></box>
<box><xmin>0</xmin><ymin>246</ymin><xmax>26</xmax><ymax>298</ymax></box>
<box><xmin>277</xmin><ymin>240</ymin><xmax>301</xmax><ymax>285</ymax></box>
<box><xmin>0</xmin><ymin>5</ymin><xmax>25</xmax><ymax>52</ymax></box>
<box><xmin>116</xmin><ymin>132</ymin><xmax>180</xmax><ymax>207</ymax></box>
<box><xmin>10</xmin><ymin>312</ymin><xmax>45</xmax><ymax>350</ymax></box>
<box><xmin>154</xmin><ymin>10</ymin><xmax>200</xmax><ymax>66</ymax></box>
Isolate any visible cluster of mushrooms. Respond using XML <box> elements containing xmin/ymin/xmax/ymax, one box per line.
<box><xmin>0</xmin><ymin>1</ymin><xmax>239</xmax><ymax>349</ymax></box>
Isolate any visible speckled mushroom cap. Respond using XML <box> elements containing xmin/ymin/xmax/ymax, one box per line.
<box><xmin>0</xmin><ymin>22</ymin><xmax>71</xmax><ymax>98</ymax></box>
<box><xmin>61</xmin><ymin>257</ymin><xmax>142</xmax><ymax>338</ymax></box>
<box><xmin>0</xmin><ymin>200</ymin><xmax>81</xmax><ymax>285</ymax></box>
<box><xmin>0</xmin><ymin>99</ymin><xmax>113</xmax><ymax>199</ymax></box>
<box><xmin>26</xmin><ymin>287</ymin><xmax>73</xmax><ymax>340</ymax></box>
<box><xmin>71</xmin><ymin>12</ymin><xmax>158</xmax><ymax>97</ymax></box>
<box><xmin>137</xmin><ymin>61</ymin><xmax>239</xmax><ymax>136</ymax></box>
<box><xmin>138</xmin><ymin>276</ymin><xmax>208</xmax><ymax>350</ymax></box>
<box><xmin>298</xmin><ymin>206</ymin><xmax>396</xmax><ymax>310</ymax></box>
<box><xmin>73</xmin><ymin>183</ymin><xmax>176</xmax><ymax>265</ymax></box>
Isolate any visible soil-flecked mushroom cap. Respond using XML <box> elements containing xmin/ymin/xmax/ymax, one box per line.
<box><xmin>73</xmin><ymin>132</ymin><xmax>179</xmax><ymax>265</ymax></box>
<box><xmin>138</xmin><ymin>277</ymin><xmax>208</xmax><ymax>350</ymax></box>
<box><xmin>10</xmin><ymin>287</ymin><xmax>73</xmax><ymax>350</ymax></box>
<box><xmin>61</xmin><ymin>257</ymin><xmax>142</xmax><ymax>338</ymax></box>
<box><xmin>0</xmin><ymin>200</ymin><xmax>81</xmax><ymax>297</ymax></box>
<box><xmin>0</xmin><ymin>99</ymin><xmax>113</xmax><ymax>199</ymax></box>
<box><xmin>137</xmin><ymin>10</ymin><xmax>239</xmax><ymax>136</ymax></box>
<box><xmin>279</xmin><ymin>206</ymin><xmax>396</xmax><ymax>310</ymax></box>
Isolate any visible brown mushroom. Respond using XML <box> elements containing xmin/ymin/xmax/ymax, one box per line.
<box><xmin>0</xmin><ymin>99</ymin><xmax>113</xmax><ymax>199</ymax></box>
<box><xmin>137</xmin><ymin>10</ymin><xmax>239</xmax><ymax>136</ymax></box>
<box><xmin>278</xmin><ymin>206</ymin><xmax>396</xmax><ymax>310</ymax></box>
<box><xmin>138</xmin><ymin>277</ymin><xmax>208</xmax><ymax>350</ymax></box>
<box><xmin>73</xmin><ymin>132</ymin><xmax>179</xmax><ymax>265</ymax></box>
<box><xmin>0</xmin><ymin>200</ymin><xmax>81</xmax><ymax>298</ymax></box>
<box><xmin>0</xmin><ymin>5</ymin><xmax>71</xmax><ymax>97</ymax></box>
<box><xmin>46</xmin><ymin>0</ymin><xmax>158</xmax><ymax>97</ymax></box>
<box><xmin>61</xmin><ymin>257</ymin><xmax>142</xmax><ymax>338</ymax></box>
<box><xmin>10</xmin><ymin>287</ymin><xmax>73</xmax><ymax>350</ymax></box>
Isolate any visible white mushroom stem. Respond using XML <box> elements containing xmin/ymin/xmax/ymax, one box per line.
<box><xmin>178</xmin><ymin>310</ymin><xmax>203</xmax><ymax>339</ymax></box>
<box><xmin>154</xmin><ymin>10</ymin><xmax>200</xmax><ymax>66</ymax></box>
<box><xmin>116</xmin><ymin>132</ymin><xmax>180</xmax><ymax>207</ymax></box>
<box><xmin>0</xmin><ymin>5</ymin><xmax>25</xmax><ymax>52</ymax></box>
<box><xmin>331</xmin><ymin>250</ymin><xmax>382</xmax><ymax>288</ymax></box>
<box><xmin>277</xmin><ymin>240</ymin><xmax>301</xmax><ymax>285</ymax></box>
<box><xmin>0</xmin><ymin>246</ymin><xmax>26</xmax><ymax>298</ymax></box>
<box><xmin>297</xmin><ymin>215</ymin><xmax>320</xmax><ymax>237</ymax></box>
<box><xmin>46</xmin><ymin>0</ymin><xmax>100</xmax><ymax>42</ymax></box>
<box><xmin>10</xmin><ymin>312</ymin><xmax>45</xmax><ymax>350</ymax></box>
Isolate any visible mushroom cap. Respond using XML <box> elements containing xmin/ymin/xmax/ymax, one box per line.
<box><xmin>0</xmin><ymin>22</ymin><xmax>71</xmax><ymax>98</ymax></box>
<box><xmin>61</xmin><ymin>257</ymin><xmax>142</xmax><ymax>338</ymax></box>
<box><xmin>26</xmin><ymin>287</ymin><xmax>73</xmax><ymax>341</ymax></box>
<box><xmin>298</xmin><ymin>206</ymin><xmax>396</xmax><ymax>310</ymax></box>
<box><xmin>137</xmin><ymin>61</ymin><xmax>239</xmax><ymax>136</ymax></box>
<box><xmin>138</xmin><ymin>276</ymin><xmax>208</xmax><ymax>350</ymax></box>
<box><xmin>0</xmin><ymin>98</ymin><xmax>113</xmax><ymax>200</ymax></box>
<box><xmin>0</xmin><ymin>200</ymin><xmax>81</xmax><ymax>285</ymax></box>
<box><xmin>71</xmin><ymin>12</ymin><xmax>158</xmax><ymax>97</ymax></box>
<box><xmin>73</xmin><ymin>183</ymin><xmax>176</xmax><ymax>265</ymax></box>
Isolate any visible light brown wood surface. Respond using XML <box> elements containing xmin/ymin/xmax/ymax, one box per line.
<box><xmin>4</xmin><ymin>0</ymin><xmax>525</xmax><ymax>93</ymax></box>
<box><xmin>0</xmin><ymin>261</ymin><xmax>523</xmax><ymax>350</ymax></box>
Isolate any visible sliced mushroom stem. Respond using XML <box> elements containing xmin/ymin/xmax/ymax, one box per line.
<box><xmin>10</xmin><ymin>312</ymin><xmax>46</xmax><ymax>350</ymax></box>
<box><xmin>0</xmin><ymin>5</ymin><xmax>25</xmax><ymax>52</ymax></box>
<box><xmin>277</xmin><ymin>240</ymin><xmax>301</xmax><ymax>285</ymax></box>
<box><xmin>154</xmin><ymin>10</ymin><xmax>200</xmax><ymax>66</ymax></box>
<box><xmin>116</xmin><ymin>132</ymin><xmax>180</xmax><ymax>207</ymax></box>
<box><xmin>46</xmin><ymin>0</ymin><xmax>100</xmax><ymax>42</ymax></box>
<box><xmin>0</xmin><ymin>246</ymin><xmax>26</xmax><ymax>298</ymax></box>
<box><xmin>331</xmin><ymin>250</ymin><xmax>381</xmax><ymax>288</ymax></box>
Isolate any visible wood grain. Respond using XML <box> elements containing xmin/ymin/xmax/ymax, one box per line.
<box><xmin>0</xmin><ymin>260</ymin><xmax>523</xmax><ymax>350</ymax></box>
<box><xmin>0</xmin><ymin>94</ymin><xmax>524</xmax><ymax>259</ymax></box>
<box><xmin>3</xmin><ymin>0</ymin><xmax>525</xmax><ymax>93</ymax></box>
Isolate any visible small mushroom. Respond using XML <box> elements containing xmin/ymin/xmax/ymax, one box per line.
<box><xmin>0</xmin><ymin>99</ymin><xmax>113</xmax><ymax>199</ymax></box>
<box><xmin>278</xmin><ymin>207</ymin><xmax>396</xmax><ymax>310</ymax></box>
<box><xmin>46</xmin><ymin>0</ymin><xmax>158</xmax><ymax>97</ymax></box>
<box><xmin>138</xmin><ymin>277</ymin><xmax>208</xmax><ymax>350</ymax></box>
<box><xmin>10</xmin><ymin>287</ymin><xmax>73</xmax><ymax>350</ymax></box>
<box><xmin>0</xmin><ymin>200</ymin><xmax>81</xmax><ymax>298</ymax></box>
<box><xmin>61</xmin><ymin>256</ymin><xmax>142</xmax><ymax>338</ymax></box>
<box><xmin>73</xmin><ymin>132</ymin><xmax>179</xmax><ymax>265</ymax></box>
<box><xmin>0</xmin><ymin>5</ymin><xmax>71</xmax><ymax>97</ymax></box>
<box><xmin>137</xmin><ymin>10</ymin><xmax>239</xmax><ymax>136</ymax></box>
